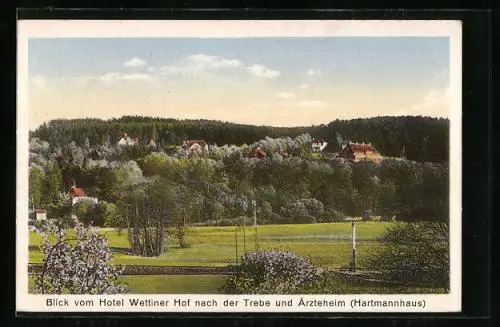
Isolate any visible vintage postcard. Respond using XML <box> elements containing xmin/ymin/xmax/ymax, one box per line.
<box><xmin>16</xmin><ymin>20</ymin><xmax>462</xmax><ymax>313</ymax></box>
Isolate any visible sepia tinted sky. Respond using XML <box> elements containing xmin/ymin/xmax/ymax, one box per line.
<box><xmin>28</xmin><ymin>37</ymin><xmax>450</xmax><ymax>130</ymax></box>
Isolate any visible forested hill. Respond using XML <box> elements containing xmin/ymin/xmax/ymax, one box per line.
<box><xmin>30</xmin><ymin>115</ymin><xmax>449</xmax><ymax>163</ymax></box>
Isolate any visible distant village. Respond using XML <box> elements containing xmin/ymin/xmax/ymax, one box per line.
<box><xmin>117</xmin><ymin>132</ymin><xmax>394</xmax><ymax>163</ymax></box>
<box><xmin>30</xmin><ymin>133</ymin><xmax>406</xmax><ymax>223</ymax></box>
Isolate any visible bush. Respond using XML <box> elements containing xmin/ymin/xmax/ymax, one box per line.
<box><xmin>281</xmin><ymin>201</ymin><xmax>308</xmax><ymax>218</ymax></box>
<box><xmin>317</xmin><ymin>209</ymin><xmax>345</xmax><ymax>223</ymax></box>
<box><xmin>33</xmin><ymin>218</ymin><xmax>127</xmax><ymax>294</ymax></box>
<box><xmin>220</xmin><ymin>250</ymin><xmax>325</xmax><ymax>294</ymax></box>
<box><xmin>291</xmin><ymin>215</ymin><xmax>316</xmax><ymax>224</ymax></box>
<box><xmin>281</xmin><ymin>199</ymin><xmax>324</xmax><ymax>220</ymax></box>
<box><xmin>265</xmin><ymin>214</ymin><xmax>290</xmax><ymax>225</ymax></box>
<box><xmin>362</xmin><ymin>209</ymin><xmax>376</xmax><ymax>221</ymax></box>
<box><xmin>300</xmin><ymin>198</ymin><xmax>325</xmax><ymax>217</ymax></box>
<box><xmin>366</xmin><ymin>221</ymin><xmax>449</xmax><ymax>290</ymax></box>
<box><xmin>191</xmin><ymin>218</ymin><xmax>236</xmax><ymax>227</ymax></box>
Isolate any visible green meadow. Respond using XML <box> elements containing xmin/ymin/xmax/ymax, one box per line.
<box><xmin>29</xmin><ymin>222</ymin><xmax>389</xmax><ymax>268</ymax></box>
<box><xmin>28</xmin><ymin>274</ymin><xmax>442</xmax><ymax>295</ymax></box>
<box><xmin>28</xmin><ymin>222</ymin><xmax>447</xmax><ymax>294</ymax></box>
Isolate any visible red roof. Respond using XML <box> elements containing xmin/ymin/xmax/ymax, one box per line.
<box><xmin>186</xmin><ymin>140</ymin><xmax>207</xmax><ymax>147</ymax></box>
<box><xmin>120</xmin><ymin>135</ymin><xmax>139</xmax><ymax>141</ymax></box>
<box><xmin>348</xmin><ymin>143</ymin><xmax>378</xmax><ymax>153</ymax></box>
<box><xmin>70</xmin><ymin>186</ymin><xmax>87</xmax><ymax>198</ymax></box>
<box><xmin>254</xmin><ymin>148</ymin><xmax>267</xmax><ymax>157</ymax></box>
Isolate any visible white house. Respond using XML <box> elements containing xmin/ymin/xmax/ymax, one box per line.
<box><xmin>312</xmin><ymin>138</ymin><xmax>328</xmax><ymax>152</ymax></box>
<box><xmin>147</xmin><ymin>139</ymin><xmax>157</xmax><ymax>149</ymax></box>
<box><xmin>35</xmin><ymin>209</ymin><xmax>47</xmax><ymax>221</ymax></box>
<box><xmin>118</xmin><ymin>133</ymin><xmax>139</xmax><ymax>147</ymax></box>
<box><xmin>70</xmin><ymin>181</ymin><xmax>98</xmax><ymax>206</ymax></box>
<box><xmin>182</xmin><ymin>140</ymin><xmax>209</xmax><ymax>156</ymax></box>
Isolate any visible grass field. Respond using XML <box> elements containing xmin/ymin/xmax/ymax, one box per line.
<box><xmin>29</xmin><ymin>222</ymin><xmax>390</xmax><ymax>268</ymax></box>
<box><xmin>29</xmin><ymin>274</ymin><xmax>443</xmax><ymax>294</ymax></box>
<box><xmin>28</xmin><ymin>222</ymin><xmax>448</xmax><ymax>294</ymax></box>
<box><xmin>28</xmin><ymin>275</ymin><xmax>226</xmax><ymax>294</ymax></box>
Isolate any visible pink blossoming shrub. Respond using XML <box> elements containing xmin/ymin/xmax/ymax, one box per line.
<box><xmin>34</xmin><ymin>218</ymin><xmax>128</xmax><ymax>294</ymax></box>
<box><xmin>221</xmin><ymin>250</ymin><xmax>326</xmax><ymax>294</ymax></box>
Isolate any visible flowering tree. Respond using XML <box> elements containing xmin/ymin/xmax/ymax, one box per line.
<box><xmin>221</xmin><ymin>250</ymin><xmax>325</xmax><ymax>294</ymax></box>
<box><xmin>34</xmin><ymin>218</ymin><xmax>128</xmax><ymax>294</ymax></box>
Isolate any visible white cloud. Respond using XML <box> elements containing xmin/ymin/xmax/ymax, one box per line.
<box><xmin>160</xmin><ymin>54</ymin><xmax>243</xmax><ymax>76</ymax></box>
<box><xmin>296</xmin><ymin>100</ymin><xmax>328</xmax><ymax>108</ymax></box>
<box><xmin>276</xmin><ymin>92</ymin><xmax>296</xmax><ymax>99</ymax></box>
<box><xmin>100</xmin><ymin>72</ymin><xmax>152</xmax><ymax>83</ymax></box>
<box><xmin>306</xmin><ymin>69</ymin><xmax>322</xmax><ymax>76</ymax></box>
<box><xmin>299</xmin><ymin>84</ymin><xmax>310</xmax><ymax>89</ymax></box>
<box><xmin>246</xmin><ymin>64</ymin><xmax>281</xmax><ymax>79</ymax></box>
<box><xmin>159</xmin><ymin>54</ymin><xmax>280</xmax><ymax>81</ymax></box>
<box><xmin>124</xmin><ymin>57</ymin><xmax>147</xmax><ymax>68</ymax></box>
<box><xmin>188</xmin><ymin>54</ymin><xmax>242</xmax><ymax>69</ymax></box>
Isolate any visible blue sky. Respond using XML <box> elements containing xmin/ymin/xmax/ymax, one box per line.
<box><xmin>28</xmin><ymin>37</ymin><xmax>450</xmax><ymax>129</ymax></box>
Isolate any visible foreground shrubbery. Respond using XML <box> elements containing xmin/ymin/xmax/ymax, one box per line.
<box><xmin>220</xmin><ymin>250</ymin><xmax>326</xmax><ymax>294</ymax></box>
<box><xmin>366</xmin><ymin>221</ymin><xmax>449</xmax><ymax>291</ymax></box>
<box><xmin>34</xmin><ymin>218</ymin><xmax>128</xmax><ymax>294</ymax></box>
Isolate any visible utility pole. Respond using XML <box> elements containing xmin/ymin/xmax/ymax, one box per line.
<box><xmin>351</xmin><ymin>222</ymin><xmax>357</xmax><ymax>272</ymax></box>
<box><xmin>243</xmin><ymin>216</ymin><xmax>247</xmax><ymax>255</ymax></box>
<box><xmin>234</xmin><ymin>223</ymin><xmax>238</xmax><ymax>265</ymax></box>
<box><xmin>252</xmin><ymin>200</ymin><xmax>258</xmax><ymax>250</ymax></box>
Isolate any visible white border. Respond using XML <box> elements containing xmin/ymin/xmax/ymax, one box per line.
<box><xmin>16</xmin><ymin>20</ymin><xmax>462</xmax><ymax>313</ymax></box>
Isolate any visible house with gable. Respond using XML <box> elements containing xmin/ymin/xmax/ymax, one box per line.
<box><xmin>338</xmin><ymin>141</ymin><xmax>382</xmax><ymax>163</ymax></box>
<box><xmin>253</xmin><ymin>146</ymin><xmax>267</xmax><ymax>158</ymax></box>
<box><xmin>35</xmin><ymin>209</ymin><xmax>47</xmax><ymax>221</ymax></box>
<box><xmin>118</xmin><ymin>133</ymin><xmax>139</xmax><ymax>147</ymax></box>
<box><xmin>70</xmin><ymin>180</ymin><xmax>98</xmax><ymax>206</ymax></box>
<box><xmin>312</xmin><ymin>138</ymin><xmax>328</xmax><ymax>152</ymax></box>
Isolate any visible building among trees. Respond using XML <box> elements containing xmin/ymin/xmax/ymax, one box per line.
<box><xmin>253</xmin><ymin>146</ymin><xmax>267</xmax><ymax>158</ymax></box>
<box><xmin>117</xmin><ymin>133</ymin><xmax>139</xmax><ymax>146</ymax></box>
<box><xmin>70</xmin><ymin>180</ymin><xmax>98</xmax><ymax>205</ymax></box>
<box><xmin>311</xmin><ymin>138</ymin><xmax>328</xmax><ymax>152</ymax></box>
<box><xmin>182</xmin><ymin>140</ymin><xmax>209</xmax><ymax>156</ymax></box>
<box><xmin>338</xmin><ymin>141</ymin><xmax>383</xmax><ymax>163</ymax></box>
<box><xmin>35</xmin><ymin>209</ymin><xmax>47</xmax><ymax>221</ymax></box>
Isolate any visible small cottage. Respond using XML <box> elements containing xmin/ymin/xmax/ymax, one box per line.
<box><xmin>35</xmin><ymin>209</ymin><xmax>47</xmax><ymax>221</ymax></box>
<box><xmin>182</xmin><ymin>140</ymin><xmax>209</xmax><ymax>155</ymax></box>
<box><xmin>70</xmin><ymin>180</ymin><xmax>98</xmax><ymax>205</ymax></box>
<box><xmin>253</xmin><ymin>147</ymin><xmax>267</xmax><ymax>158</ymax></box>
<box><xmin>338</xmin><ymin>141</ymin><xmax>382</xmax><ymax>163</ymax></box>
<box><xmin>312</xmin><ymin>138</ymin><xmax>328</xmax><ymax>152</ymax></box>
<box><xmin>118</xmin><ymin>133</ymin><xmax>139</xmax><ymax>146</ymax></box>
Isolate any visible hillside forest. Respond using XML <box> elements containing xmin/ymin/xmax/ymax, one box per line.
<box><xmin>28</xmin><ymin>115</ymin><xmax>449</xmax><ymax>230</ymax></box>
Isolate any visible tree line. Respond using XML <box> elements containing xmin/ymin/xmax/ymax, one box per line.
<box><xmin>29</xmin><ymin>131</ymin><xmax>449</xmax><ymax>232</ymax></box>
<box><xmin>30</xmin><ymin>115</ymin><xmax>449</xmax><ymax>163</ymax></box>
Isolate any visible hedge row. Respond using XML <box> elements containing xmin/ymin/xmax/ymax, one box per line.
<box><xmin>28</xmin><ymin>264</ymin><xmax>236</xmax><ymax>276</ymax></box>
